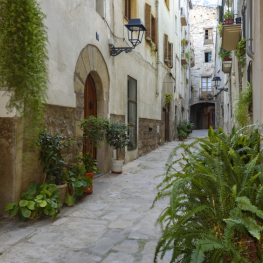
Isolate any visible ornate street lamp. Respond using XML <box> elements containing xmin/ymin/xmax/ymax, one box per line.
<box><xmin>212</xmin><ymin>76</ymin><xmax>221</xmax><ymax>89</ymax></box>
<box><xmin>110</xmin><ymin>19</ymin><xmax>147</xmax><ymax>57</ymax></box>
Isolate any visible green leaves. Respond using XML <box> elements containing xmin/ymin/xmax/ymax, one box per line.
<box><xmin>0</xmin><ymin>0</ymin><xmax>49</xmax><ymax>160</ymax></box>
<box><xmin>153</xmin><ymin>125</ymin><xmax>263</xmax><ymax>263</ymax></box>
<box><xmin>19</xmin><ymin>200</ymin><xmax>28</xmax><ymax>207</ymax></box>
<box><xmin>64</xmin><ymin>193</ymin><xmax>76</xmax><ymax>206</ymax></box>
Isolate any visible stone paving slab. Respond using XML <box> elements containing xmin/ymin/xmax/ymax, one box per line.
<box><xmin>0</xmin><ymin>130</ymin><xmax>208</xmax><ymax>263</ymax></box>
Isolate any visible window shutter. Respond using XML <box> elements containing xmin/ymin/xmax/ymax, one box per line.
<box><xmin>164</xmin><ymin>34</ymin><xmax>168</xmax><ymax>63</ymax></box>
<box><xmin>145</xmin><ymin>4</ymin><xmax>151</xmax><ymax>40</ymax></box>
<box><xmin>169</xmin><ymin>43</ymin><xmax>173</xmax><ymax>68</ymax></box>
<box><xmin>151</xmin><ymin>16</ymin><xmax>156</xmax><ymax>45</ymax></box>
<box><xmin>124</xmin><ymin>0</ymin><xmax>131</xmax><ymax>20</ymax></box>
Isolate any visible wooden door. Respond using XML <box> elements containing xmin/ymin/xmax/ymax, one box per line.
<box><xmin>84</xmin><ymin>74</ymin><xmax>97</xmax><ymax>159</ymax></box>
<box><xmin>165</xmin><ymin>103</ymin><xmax>170</xmax><ymax>142</ymax></box>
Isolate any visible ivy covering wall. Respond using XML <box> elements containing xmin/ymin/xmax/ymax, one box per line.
<box><xmin>0</xmin><ymin>0</ymin><xmax>48</xmax><ymax>154</ymax></box>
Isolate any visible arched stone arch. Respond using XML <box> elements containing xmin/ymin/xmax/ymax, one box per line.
<box><xmin>73</xmin><ymin>45</ymin><xmax>110</xmax><ymax>173</ymax></box>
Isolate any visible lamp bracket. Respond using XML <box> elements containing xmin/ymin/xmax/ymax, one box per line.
<box><xmin>110</xmin><ymin>46</ymin><xmax>134</xmax><ymax>56</ymax></box>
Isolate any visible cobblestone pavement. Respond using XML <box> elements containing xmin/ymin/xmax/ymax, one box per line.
<box><xmin>0</xmin><ymin>130</ymin><xmax>208</xmax><ymax>263</ymax></box>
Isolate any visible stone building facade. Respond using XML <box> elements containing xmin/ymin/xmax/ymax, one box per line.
<box><xmin>215</xmin><ymin>0</ymin><xmax>263</xmax><ymax>133</ymax></box>
<box><xmin>189</xmin><ymin>5</ymin><xmax>217</xmax><ymax>129</ymax></box>
<box><xmin>0</xmin><ymin>0</ymin><xmax>193</xmax><ymax>215</ymax></box>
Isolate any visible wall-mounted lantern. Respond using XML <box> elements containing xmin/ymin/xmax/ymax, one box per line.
<box><xmin>110</xmin><ymin>19</ymin><xmax>147</xmax><ymax>57</ymax></box>
<box><xmin>212</xmin><ymin>76</ymin><xmax>221</xmax><ymax>89</ymax></box>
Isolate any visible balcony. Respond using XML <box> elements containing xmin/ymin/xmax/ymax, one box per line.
<box><xmin>180</xmin><ymin>8</ymin><xmax>187</xmax><ymax>26</ymax></box>
<box><xmin>222</xmin><ymin>60</ymin><xmax>232</xmax><ymax>73</ymax></box>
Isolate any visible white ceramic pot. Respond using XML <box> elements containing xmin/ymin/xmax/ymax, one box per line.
<box><xmin>111</xmin><ymin>159</ymin><xmax>124</xmax><ymax>174</ymax></box>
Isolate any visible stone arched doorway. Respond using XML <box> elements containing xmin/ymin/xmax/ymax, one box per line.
<box><xmin>74</xmin><ymin>45</ymin><xmax>110</xmax><ymax>174</ymax></box>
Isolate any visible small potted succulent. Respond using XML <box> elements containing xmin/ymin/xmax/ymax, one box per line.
<box><xmin>224</xmin><ymin>10</ymin><xmax>234</xmax><ymax>25</ymax></box>
<box><xmin>106</xmin><ymin>121</ymin><xmax>132</xmax><ymax>174</ymax></box>
<box><xmin>149</xmin><ymin>125</ymin><xmax>153</xmax><ymax>132</ymax></box>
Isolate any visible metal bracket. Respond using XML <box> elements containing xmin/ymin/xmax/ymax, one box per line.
<box><xmin>110</xmin><ymin>46</ymin><xmax>134</xmax><ymax>57</ymax></box>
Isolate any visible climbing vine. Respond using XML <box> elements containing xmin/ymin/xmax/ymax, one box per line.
<box><xmin>0</xmin><ymin>0</ymin><xmax>48</xmax><ymax>155</ymax></box>
<box><xmin>236</xmin><ymin>38</ymin><xmax>246</xmax><ymax>77</ymax></box>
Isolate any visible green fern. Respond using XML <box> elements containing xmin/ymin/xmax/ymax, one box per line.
<box><xmin>153</xmin><ymin>126</ymin><xmax>263</xmax><ymax>263</ymax></box>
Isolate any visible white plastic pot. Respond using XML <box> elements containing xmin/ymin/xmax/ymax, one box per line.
<box><xmin>111</xmin><ymin>159</ymin><xmax>124</xmax><ymax>174</ymax></box>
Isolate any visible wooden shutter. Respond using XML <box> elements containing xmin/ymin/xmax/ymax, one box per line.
<box><xmin>151</xmin><ymin>16</ymin><xmax>156</xmax><ymax>45</ymax></box>
<box><xmin>204</xmin><ymin>29</ymin><xmax>213</xmax><ymax>44</ymax></box>
<box><xmin>164</xmin><ymin>34</ymin><xmax>168</xmax><ymax>64</ymax></box>
<box><xmin>169</xmin><ymin>43</ymin><xmax>173</xmax><ymax>68</ymax></box>
<box><xmin>145</xmin><ymin>4</ymin><xmax>151</xmax><ymax>40</ymax></box>
<box><xmin>124</xmin><ymin>0</ymin><xmax>131</xmax><ymax>20</ymax></box>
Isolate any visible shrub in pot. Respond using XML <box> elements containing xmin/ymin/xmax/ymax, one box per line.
<box><xmin>105</xmin><ymin>121</ymin><xmax>132</xmax><ymax>174</ymax></box>
<box><xmin>224</xmin><ymin>10</ymin><xmax>234</xmax><ymax>24</ymax></box>
<box><xmin>178</xmin><ymin>130</ymin><xmax>187</xmax><ymax>141</ymax></box>
<box><xmin>153</xmin><ymin>126</ymin><xmax>263</xmax><ymax>263</ymax></box>
<box><xmin>38</xmin><ymin>130</ymin><xmax>73</xmax><ymax>201</ymax></box>
<box><xmin>79</xmin><ymin>116</ymin><xmax>109</xmax><ymax>154</ymax></box>
<box><xmin>5</xmin><ymin>181</ymin><xmax>63</xmax><ymax>221</ymax></box>
<box><xmin>63</xmin><ymin>163</ymin><xmax>93</xmax><ymax>206</ymax></box>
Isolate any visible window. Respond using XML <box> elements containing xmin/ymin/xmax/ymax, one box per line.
<box><xmin>204</xmin><ymin>52</ymin><xmax>212</xmax><ymax>63</ymax></box>
<box><xmin>204</xmin><ymin>28</ymin><xmax>213</xmax><ymax>44</ymax></box>
<box><xmin>128</xmin><ymin>76</ymin><xmax>137</xmax><ymax>150</ymax></box>
<box><xmin>201</xmin><ymin>77</ymin><xmax>212</xmax><ymax>93</ymax></box>
<box><xmin>164</xmin><ymin>34</ymin><xmax>173</xmax><ymax>68</ymax></box>
<box><xmin>124</xmin><ymin>0</ymin><xmax>131</xmax><ymax>20</ymax></box>
<box><xmin>145</xmin><ymin>4</ymin><xmax>157</xmax><ymax>45</ymax></box>
<box><xmin>175</xmin><ymin>15</ymin><xmax>178</xmax><ymax>34</ymax></box>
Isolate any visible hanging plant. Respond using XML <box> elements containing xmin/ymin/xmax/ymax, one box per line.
<box><xmin>150</xmin><ymin>40</ymin><xmax>156</xmax><ymax>66</ymax></box>
<box><xmin>216</xmin><ymin>22</ymin><xmax>223</xmax><ymax>38</ymax></box>
<box><xmin>234</xmin><ymin>82</ymin><xmax>252</xmax><ymax>128</ymax></box>
<box><xmin>236</xmin><ymin>38</ymin><xmax>246</xmax><ymax>75</ymax></box>
<box><xmin>164</xmin><ymin>93</ymin><xmax>173</xmax><ymax>105</ymax></box>
<box><xmin>0</xmin><ymin>0</ymin><xmax>49</xmax><ymax>157</ymax></box>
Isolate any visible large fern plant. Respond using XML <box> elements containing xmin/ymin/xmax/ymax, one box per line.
<box><xmin>153</xmin><ymin>126</ymin><xmax>263</xmax><ymax>263</ymax></box>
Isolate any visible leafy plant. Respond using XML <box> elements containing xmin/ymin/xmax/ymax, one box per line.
<box><xmin>178</xmin><ymin>130</ymin><xmax>187</xmax><ymax>140</ymax></box>
<box><xmin>186</xmin><ymin>78</ymin><xmax>189</xmax><ymax>84</ymax></box>
<box><xmin>5</xmin><ymin>181</ymin><xmax>62</xmax><ymax>221</ymax></box>
<box><xmin>153</xmin><ymin>126</ymin><xmax>263</xmax><ymax>263</ymax></box>
<box><xmin>78</xmin><ymin>153</ymin><xmax>101</xmax><ymax>174</ymax></box>
<box><xmin>63</xmin><ymin>163</ymin><xmax>92</xmax><ymax>206</ymax></box>
<box><xmin>79</xmin><ymin>116</ymin><xmax>109</xmax><ymax>153</ymax></box>
<box><xmin>105</xmin><ymin>121</ymin><xmax>131</xmax><ymax>160</ymax></box>
<box><xmin>217</xmin><ymin>22</ymin><xmax>223</xmax><ymax>38</ymax></box>
<box><xmin>224</xmin><ymin>10</ymin><xmax>234</xmax><ymax>19</ymax></box>
<box><xmin>236</xmin><ymin>38</ymin><xmax>246</xmax><ymax>73</ymax></box>
<box><xmin>39</xmin><ymin>130</ymin><xmax>73</xmax><ymax>185</ymax></box>
<box><xmin>191</xmin><ymin>85</ymin><xmax>195</xmax><ymax>92</ymax></box>
<box><xmin>165</xmin><ymin>94</ymin><xmax>173</xmax><ymax>105</ymax></box>
<box><xmin>185</xmin><ymin>51</ymin><xmax>190</xmax><ymax>63</ymax></box>
<box><xmin>234</xmin><ymin>82</ymin><xmax>253</xmax><ymax>128</ymax></box>
<box><xmin>218</xmin><ymin>47</ymin><xmax>232</xmax><ymax>61</ymax></box>
<box><xmin>0</xmin><ymin>0</ymin><xmax>48</xmax><ymax>158</ymax></box>
<box><xmin>149</xmin><ymin>125</ymin><xmax>153</xmax><ymax>129</ymax></box>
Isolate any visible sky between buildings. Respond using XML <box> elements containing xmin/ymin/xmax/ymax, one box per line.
<box><xmin>192</xmin><ymin>0</ymin><xmax>217</xmax><ymax>6</ymax></box>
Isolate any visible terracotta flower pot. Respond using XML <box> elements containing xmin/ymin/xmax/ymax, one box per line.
<box><xmin>224</xmin><ymin>18</ymin><xmax>234</xmax><ymax>25</ymax></box>
<box><xmin>179</xmin><ymin>137</ymin><xmax>183</xmax><ymax>141</ymax></box>
<box><xmin>57</xmin><ymin>183</ymin><xmax>67</xmax><ymax>202</ymax></box>
<box><xmin>83</xmin><ymin>173</ymin><xmax>94</xmax><ymax>195</ymax></box>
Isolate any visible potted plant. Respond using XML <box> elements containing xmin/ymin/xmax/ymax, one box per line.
<box><xmin>38</xmin><ymin>130</ymin><xmax>73</xmax><ymax>202</ymax></box>
<box><xmin>191</xmin><ymin>85</ymin><xmax>195</xmax><ymax>92</ymax></box>
<box><xmin>78</xmin><ymin>153</ymin><xmax>100</xmax><ymax>195</ymax></box>
<box><xmin>218</xmin><ymin>47</ymin><xmax>232</xmax><ymax>61</ymax></box>
<box><xmin>149</xmin><ymin>125</ymin><xmax>153</xmax><ymax>132</ymax></box>
<box><xmin>105</xmin><ymin>121</ymin><xmax>131</xmax><ymax>174</ymax></box>
<box><xmin>181</xmin><ymin>38</ymin><xmax>188</xmax><ymax>52</ymax></box>
<box><xmin>79</xmin><ymin>116</ymin><xmax>109</xmax><ymax>155</ymax></box>
<box><xmin>178</xmin><ymin>130</ymin><xmax>187</xmax><ymax>141</ymax></box>
<box><xmin>224</xmin><ymin>10</ymin><xmax>234</xmax><ymax>24</ymax></box>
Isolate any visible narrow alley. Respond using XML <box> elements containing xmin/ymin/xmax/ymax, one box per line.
<box><xmin>0</xmin><ymin>131</ymin><xmax>207</xmax><ymax>263</ymax></box>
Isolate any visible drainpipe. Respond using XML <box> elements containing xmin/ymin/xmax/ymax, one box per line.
<box><xmin>246</xmin><ymin>0</ymin><xmax>254</xmax><ymax>59</ymax></box>
<box><xmin>156</xmin><ymin>0</ymin><xmax>160</xmax><ymax>97</ymax></box>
